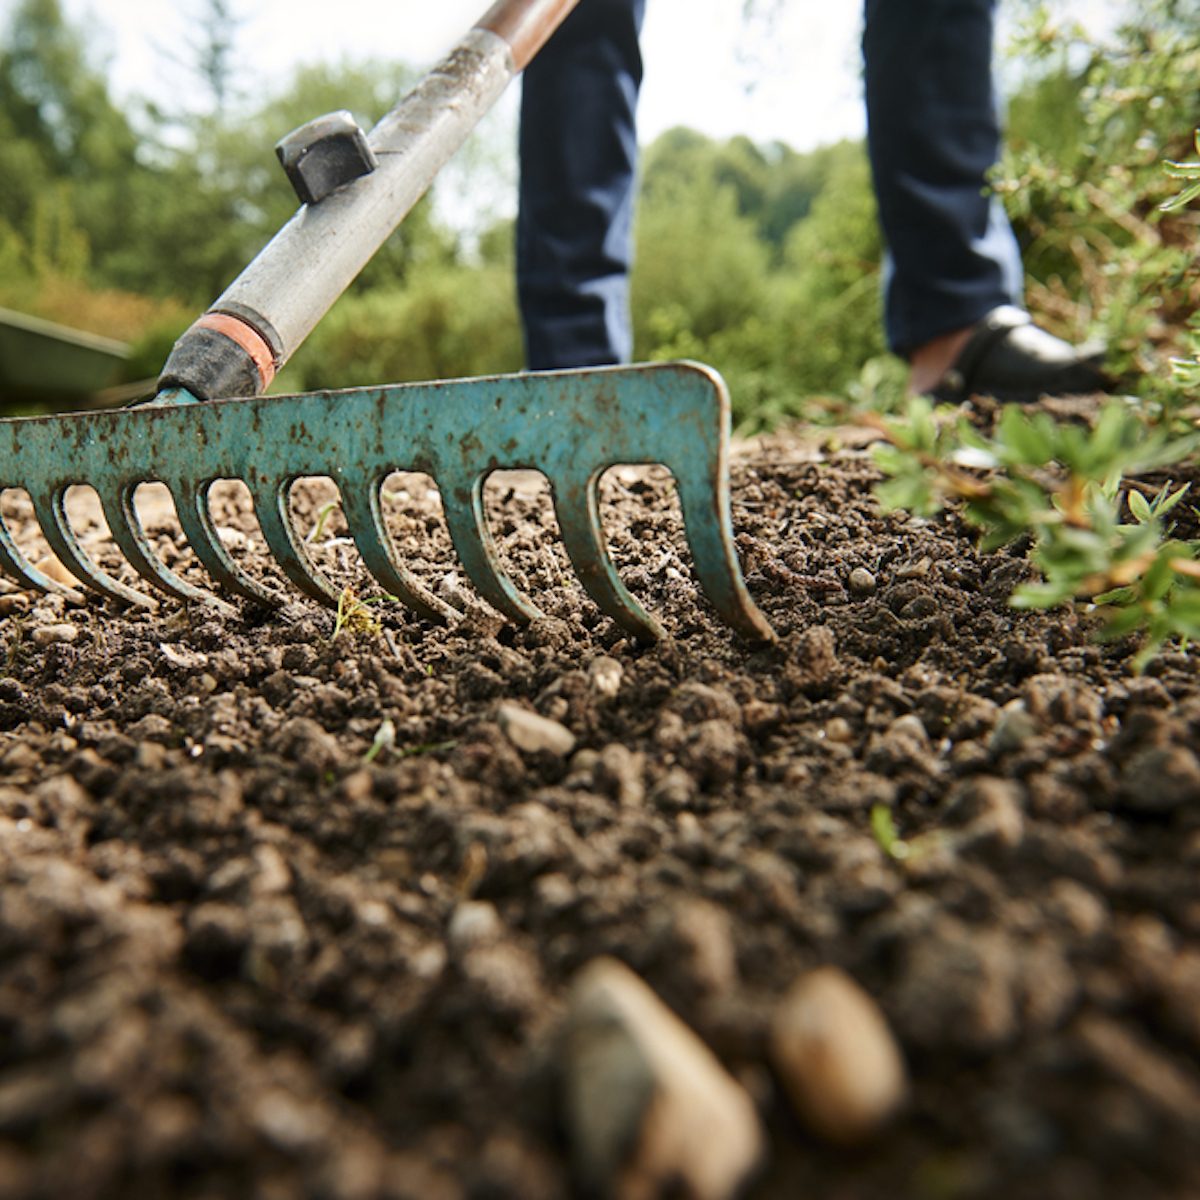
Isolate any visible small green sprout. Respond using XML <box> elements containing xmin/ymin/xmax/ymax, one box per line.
<box><xmin>332</xmin><ymin>587</ymin><xmax>386</xmax><ymax>640</ymax></box>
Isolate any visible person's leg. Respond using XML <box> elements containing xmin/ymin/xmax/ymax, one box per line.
<box><xmin>863</xmin><ymin>0</ymin><xmax>1109</xmax><ymax>399</ymax></box>
<box><xmin>863</xmin><ymin>0</ymin><xmax>1021</xmax><ymax>361</ymax></box>
<box><xmin>517</xmin><ymin>0</ymin><xmax>646</xmax><ymax>370</ymax></box>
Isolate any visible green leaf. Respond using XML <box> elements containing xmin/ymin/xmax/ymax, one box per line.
<box><xmin>997</xmin><ymin>406</ymin><xmax>1054</xmax><ymax>466</ymax></box>
<box><xmin>1094</xmin><ymin>584</ymin><xmax>1136</xmax><ymax>606</ymax></box>
<box><xmin>1123</xmin><ymin>489</ymin><xmax>1152</xmax><ymax>523</ymax></box>
<box><xmin>1143</xmin><ymin>551</ymin><xmax>1178</xmax><ymax>602</ymax></box>
<box><xmin>1155</xmin><ymin>482</ymin><xmax>1192</xmax><ymax>518</ymax></box>
<box><xmin>1011</xmin><ymin>580</ymin><xmax>1075</xmax><ymax>609</ymax></box>
<box><xmin>1166</xmin><ymin>591</ymin><xmax>1200</xmax><ymax>638</ymax></box>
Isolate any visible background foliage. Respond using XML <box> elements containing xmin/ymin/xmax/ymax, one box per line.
<box><xmin>0</xmin><ymin>0</ymin><xmax>1196</xmax><ymax>428</ymax></box>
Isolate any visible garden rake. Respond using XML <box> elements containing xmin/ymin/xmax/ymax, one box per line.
<box><xmin>0</xmin><ymin>0</ymin><xmax>774</xmax><ymax>644</ymax></box>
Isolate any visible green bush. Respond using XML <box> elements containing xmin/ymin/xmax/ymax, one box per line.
<box><xmin>279</xmin><ymin>261</ymin><xmax>523</xmax><ymax>393</ymax></box>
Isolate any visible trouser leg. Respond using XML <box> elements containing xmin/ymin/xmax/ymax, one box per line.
<box><xmin>517</xmin><ymin>0</ymin><xmax>646</xmax><ymax>370</ymax></box>
<box><xmin>863</xmin><ymin>0</ymin><xmax>1024</xmax><ymax>356</ymax></box>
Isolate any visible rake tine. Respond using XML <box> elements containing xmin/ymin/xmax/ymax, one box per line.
<box><xmin>551</xmin><ymin>469</ymin><xmax>662</xmax><ymax>641</ymax></box>
<box><xmin>96</xmin><ymin>485</ymin><xmax>230</xmax><ymax>610</ymax></box>
<box><xmin>0</xmin><ymin>512</ymin><xmax>84</xmax><ymax>602</ymax></box>
<box><xmin>672</xmin><ymin>469</ymin><xmax>775</xmax><ymax>643</ymax></box>
<box><xmin>437</xmin><ymin>469</ymin><xmax>541</xmax><ymax>624</ymax></box>
<box><xmin>27</xmin><ymin>488</ymin><xmax>155</xmax><ymax>608</ymax></box>
<box><xmin>247</xmin><ymin>479</ymin><xmax>341</xmax><ymax>607</ymax></box>
<box><xmin>339</xmin><ymin>475</ymin><xmax>459</xmax><ymax>623</ymax></box>
<box><xmin>169</xmin><ymin>480</ymin><xmax>283</xmax><ymax>608</ymax></box>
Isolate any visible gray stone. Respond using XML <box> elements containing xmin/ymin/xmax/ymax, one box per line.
<box><xmin>562</xmin><ymin>957</ymin><xmax>763</xmax><ymax>1200</ymax></box>
<box><xmin>848</xmin><ymin>567</ymin><xmax>877</xmax><ymax>597</ymax></box>
<box><xmin>989</xmin><ymin>700</ymin><xmax>1038</xmax><ymax>754</ymax></box>
<box><xmin>497</xmin><ymin>703</ymin><xmax>576</xmax><ymax>757</ymax></box>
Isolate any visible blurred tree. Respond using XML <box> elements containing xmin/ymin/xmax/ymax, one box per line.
<box><xmin>190</xmin><ymin>0</ymin><xmax>244</xmax><ymax>114</ymax></box>
<box><xmin>0</xmin><ymin>0</ymin><xmax>139</xmax><ymax>283</ymax></box>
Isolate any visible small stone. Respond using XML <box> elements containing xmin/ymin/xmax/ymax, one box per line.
<box><xmin>588</xmin><ymin>656</ymin><xmax>623</xmax><ymax>699</ymax></box>
<box><xmin>888</xmin><ymin>713</ymin><xmax>929</xmax><ymax>747</ymax></box>
<box><xmin>896</xmin><ymin>556</ymin><xmax>932</xmax><ymax>581</ymax></box>
<box><xmin>770</xmin><ymin>966</ymin><xmax>907</xmax><ymax>1145</ymax></box>
<box><xmin>989</xmin><ymin>700</ymin><xmax>1037</xmax><ymax>754</ymax></box>
<box><xmin>824</xmin><ymin>717</ymin><xmax>855</xmax><ymax>744</ymax></box>
<box><xmin>847</xmin><ymin>567</ymin><xmax>877</xmax><ymax>597</ymax></box>
<box><xmin>32</xmin><ymin>555</ymin><xmax>77</xmax><ymax>587</ymax></box>
<box><xmin>0</xmin><ymin>594</ymin><xmax>30</xmax><ymax>615</ymax></box>
<box><xmin>252</xmin><ymin>844</ymin><xmax>292</xmax><ymax>896</ymax></box>
<box><xmin>252</xmin><ymin>1089</ymin><xmax>323</xmax><ymax>1153</ymax></box>
<box><xmin>497</xmin><ymin>703</ymin><xmax>576</xmax><ymax>757</ymax></box>
<box><xmin>563</xmin><ymin>958</ymin><xmax>763</xmax><ymax>1200</ymax></box>
<box><xmin>159</xmin><ymin>641</ymin><xmax>208</xmax><ymax>670</ymax></box>
<box><xmin>448</xmin><ymin>900</ymin><xmax>503</xmax><ymax>952</ymax></box>
<box><xmin>790</xmin><ymin>625</ymin><xmax>840</xmax><ymax>697</ymax></box>
<box><xmin>32</xmin><ymin>623</ymin><xmax>79</xmax><ymax>646</ymax></box>
<box><xmin>670</xmin><ymin>900</ymin><xmax>738</xmax><ymax>996</ymax></box>
<box><xmin>596</xmin><ymin>743</ymin><xmax>645</xmax><ymax>806</ymax></box>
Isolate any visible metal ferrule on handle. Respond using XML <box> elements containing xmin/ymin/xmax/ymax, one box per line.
<box><xmin>158</xmin><ymin>0</ymin><xmax>579</xmax><ymax>400</ymax></box>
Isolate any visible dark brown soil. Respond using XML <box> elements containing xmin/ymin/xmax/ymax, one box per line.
<box><xmin>1</xmin><ymin>415</ymin><xmax>1198</xmax><ymax>1200</ymax></box>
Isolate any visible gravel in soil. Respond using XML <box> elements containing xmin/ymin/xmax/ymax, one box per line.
<box><xmin>0</xmin><ymin>419</ymin><xmax>1198</xmax><ymax>1199</ymax></box>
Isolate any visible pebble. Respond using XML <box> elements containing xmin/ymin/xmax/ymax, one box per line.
<box><xmin>896</xmin><ymin>556</ymin><xmax>932</xmax><ymax>581</ymax></box>
<box><xmin>596</xmin><ymin>743</ymin><xmax>645</xmax><ymax>807</ymax></box>
<box><xmin>0</xmin><ymin>593</ymin><xmax>29</xmax><ymax>615</ymax></box>
<box><xmin>669</xmin><ymin>900</ymin><xmax>738</xmax><ymax>996</ymax></box>
<box><xmin>32</xmin><ymin>555</ymin><xmax>77</xmax><ymax>587</ymax></box>
<box><xmin>32</xmin><ymin>623</ymin><xmax>79</xmax><ymax>646</ymax></box>
<box><xmin>562</xmin><ymin>957</ymin><xmax>763</xmax><ymax>1200</ymax></box>
<box><xmin>989</xmin><ymin>700</ymin><xmax>1038</xmax><ymax>754</ymax></box>
<box><xmin>159</xmin><ymin>641</ymin><xmax>208</xmax><ymax>670</ymax></box>
<box><xmin>588</xmin><ymin>656</ymin><xmax>624</xmax><ymax>699</ymax></box>
<box><xmin>497</xmin><ymin>702</ymin><xmax>576</xmax><ymax>757</ymax></box>
<box><xmin>770</xmin><ymin>966</ymin><xmax>907</xmax><ymax>1144</ymax></box>
<box><xmin>824</xmin><ymin>716</ymin><xmax>855</xmax><ymax>744</ymax></box>
<box><xmin>847</xmin><ymin>567</ymin><xmax>877</xmax><ymax>597</ymax></box>
<box><xmin>448</xmin><ymin>900</ymin><xmax>503</xmax><ymax>952</ymax></box>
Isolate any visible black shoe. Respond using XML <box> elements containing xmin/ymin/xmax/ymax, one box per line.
<box><xmin>930</xmin><ymin>305</ymin><xmax>1110</xmax><ymax>404</ymax></box>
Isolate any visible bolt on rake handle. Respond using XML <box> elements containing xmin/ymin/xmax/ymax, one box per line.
<box><xmin>157</xmin><ymin>0</ymin><xmax>581</xmax><ymax>402</ymax></box>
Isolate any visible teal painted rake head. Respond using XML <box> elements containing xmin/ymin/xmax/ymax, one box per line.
<box><xmin>0</xmin><ymin>363</ymin><xmax>774</xmax><ymax>643</ymax></box>
<box><xmin>0</xmin><ymin>1</ymin><xmax>775</xmax><ymax>642</ymax></box>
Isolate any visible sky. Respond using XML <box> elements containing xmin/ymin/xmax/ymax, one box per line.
<box><xmin>10</xmin><ymin>0</ymin><xmax>869</xmax><ymax>151</ymax></box>
<box><xmin>1</xmin><ymin>1</ymin><xmax>1129</xmax><ymax>151</ymax></box>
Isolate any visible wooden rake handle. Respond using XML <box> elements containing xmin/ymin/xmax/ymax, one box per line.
<box><xmin>477</xmin><ymin>0</ymin><xmax>580</xmax><ymax>70</ymax></box>
<box><xmin>157</xmin><ymin>0</ymin><xmax>582</xmax><ymax>402</ymax></box>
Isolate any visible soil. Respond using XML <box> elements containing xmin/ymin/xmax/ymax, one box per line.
<box><xmin>0</xmin><ymin>399</ymin><xmax>1198</xmax><ymax>1200</ymax></box>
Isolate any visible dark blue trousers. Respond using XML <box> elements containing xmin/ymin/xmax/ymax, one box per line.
<box><xmin>516</xmin><ymin>0</ymin><xmax>646</xmax><ymax>369</ymax></box>
<box><xmin>517</xmin><ymin>0</ymin><xmax>1023</xmax><ymax>367</ymax></box>
<box><xmin>863</xmin><ymin>0</ymin><xmax>1023</xmax><ymax>355</ymax></box>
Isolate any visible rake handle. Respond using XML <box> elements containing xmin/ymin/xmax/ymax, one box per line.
<box><xmin>158</xmin><ymin>0</ymin><xmax>581</xmax><ymax>402</ymax></box>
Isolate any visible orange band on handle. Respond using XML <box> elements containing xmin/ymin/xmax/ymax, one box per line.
<box><xmin>196</xmin><ymin>312</ymin><xmax>277</xmax><ymax>391</ymax></box>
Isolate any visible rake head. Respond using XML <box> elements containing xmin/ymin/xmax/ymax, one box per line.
<box><xmin>0</xmin><ymin>363</ymin><xmax>774</xmax><ymax>643</ymax></box>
